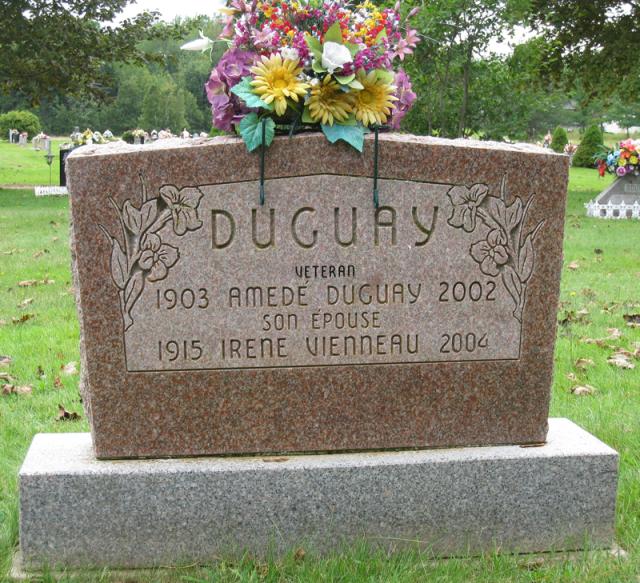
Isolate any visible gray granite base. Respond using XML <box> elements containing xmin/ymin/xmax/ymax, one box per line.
<box><xmin>18</xmin><ymin>419</ymin><xmax>618</xmax><ymax>571</ymax></box>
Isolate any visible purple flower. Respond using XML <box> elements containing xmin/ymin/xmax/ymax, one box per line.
<box><xmin>389</xmin><ymin>69</ymin><xmax>417</xmax><ymax>129</ymax></box>
<box><xmin>616</xmin><ymin>166</ymin><xmax>627</xmax><ymax>177</ymax></box>
<box><xmin>470</xmin><ymin>229</ymin><xmax>510</xmax><ymax>277</ymax></box>
<box><xmin>205</xmin><ymin>68</ymin><xmax>225</xmax><ymax>103</ymax></box>
<box><xmin>217</xmin><ymin>49</ymin><xmax>255</xmax><ymax>87</ymax></box>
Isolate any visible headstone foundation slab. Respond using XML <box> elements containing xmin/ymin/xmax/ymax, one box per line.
<box><xmin>19</xmin><ymin>419</ymin><xmax>617</xmax><ymax>571</ymax></box>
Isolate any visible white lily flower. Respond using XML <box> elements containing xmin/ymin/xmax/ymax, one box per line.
<box><xmin>321</xmin><ymin>42</ymin><xmax>352</xmax><ymax>73</ymax></box>
<box><xmin>180</xmin><ymin>31</ymin><xmax>214</xmax><ymax>52</ymax></box>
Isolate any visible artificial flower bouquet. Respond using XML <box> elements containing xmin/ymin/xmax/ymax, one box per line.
<box><xmin>184</xmin><ymin>0</ymin><xmax>419</xmax><ymax>152</ymax></box>
<box><xmin>596</xmin><ymin>139</ymin><xmax>640</xmax><ymax>177</ymax></box>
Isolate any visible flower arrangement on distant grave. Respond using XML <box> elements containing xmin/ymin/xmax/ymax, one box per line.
<box><xmin>182</xmin><ymin>0</ymin><xmax>419</xmax><ymax>152</ymax></box>
<box><xmin>595</xmin><ymin>139</ymin><xmax>640</xmax><ymax>177</ymax></box>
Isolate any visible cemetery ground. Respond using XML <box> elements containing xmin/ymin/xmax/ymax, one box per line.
<box><xmin>0</xmin><ymin>140</ymin><xmax>67</xmax><ymax>187</ymax></box>
<box><xmin>0</xmin><ymin>168</ymin><xmax>638</xmax><ymax>582</ymax></box>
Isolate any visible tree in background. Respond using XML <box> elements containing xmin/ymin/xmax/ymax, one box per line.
<box><xmin>0</xmin><ymin>110</ymin><xmax>41</xmax><ymax>136</ymax></box>
<box><xmin>0</xmin><ymin>1</ymin><xmax>187</xmax><ymax>103</ymax></box>
<box><xmin>550</xmin><ymin>127</ymin><xmax>568</xmax><ymax>153</ymax></box>
<box><xmin>572</xmin><ymin>125</ymin><xmax>604</xmax><ymax>168</ymax></box>
<box><xmin>528</xmin><ymin>0</ymin><xmax>640</xmax><ymax>99</ymax></box>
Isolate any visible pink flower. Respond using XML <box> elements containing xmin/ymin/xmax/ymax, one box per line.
<box><xmin>389</xmin><ymin>69</ymin><xmax>417</xmax><ymax>129</ymax></box>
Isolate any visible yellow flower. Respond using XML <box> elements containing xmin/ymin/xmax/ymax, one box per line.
<box><xmin>306</xmin><ymin>75</ymin><xmax>354</xmax><ymax>125</ymax></box>
<box><xmin>352</xmin><ymin>70</ymin><xmax>397</xmax><ymax>127</ymax></box>
<box><xmin>250</xmin><ymin>54</ymin><xmax>310</xmax><ymax>116</ymax></box>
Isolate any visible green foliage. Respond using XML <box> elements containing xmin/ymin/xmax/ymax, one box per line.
<box><xmin>230</xmin><ymin>77</ymin><xmax>272</xmax><ymax>110</ymax></box>
<box><xmin>139</xmin><ymin>76</ymin><xmax>188</xmax><ymax>132</ymax></box>
<box><xmin>573</xmin><ymin>125</ymin><xmax>604</xmax><ymax>168</ymax></box>
<box><xmin>528</xmin><ymin>0</ymin><xmax>640</xmax><ymax>100</ymax></box>
<box><xmin>321</xmin><ymin>123</ymin><xmax>365</xmax><ymax>152</ymax></box>
<box><xmin>0</xmin><ymin>110</ymin><xmax>41</xmax><ymax>137</ymax></box>
<box><xmin>0</xmin><ymin>1</ymin><xmax>187</xmax><ymax>103</ymax></box>
<box><xmin>238</xmin><ymin>114</ymin><xmax>275</xmax><ymax>152</ymax></box>
<box><xmin>551</xmin><ymin>126</ymin><xmax>568</xmax><ymax>153</ymax></box>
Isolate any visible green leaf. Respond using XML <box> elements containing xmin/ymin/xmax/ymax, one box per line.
<box><xmin>335</xmin><ymin>74</ymin><xmax>355</xmax><ymax>85</ymax></box>
<box><xmin>312</xmin><ymin>60</ymin><xmax>327</xmax><ymax>74</ymax></box>
<box><xmin>302</xmin><ymin>107</ymin><xmax>314</xmax><ymax>124</ymax></box>
<box><xmin>349</xmin><ymin>78</ymin><xmax>364</xmax><ymax>90</ymax></box>
<box><xmin>324</xmin><ymin>21</ymin><xmax>343</xmax><ymax>43</ymax></box>
<box><xmin>239</xmin><ymin>113</ymin><xmax>275</xmax><ymax>153</ymax></box>
<box><xmin>305</xmin><ymin>34</ymin><xmax>323</xmax><ymax>60</ymax></box>
<box><xmin>321</xmin><ymin>123</ymin><xmax>365</xmax><ymax>152</ymax></box>
<box><xmin>346</xmin><ymin>43</ymin><xmax>361</xmax><ymax>56</ymax></box>
<box><xmin>374</xmin><ymin>28</ymin><xmax>387</xmax><ymax>44</ymax></box>
<box><xmin>374</xmin><ymin>69</ymin><xmax>394</xmax><ymax>84</ymax></box>
<box><xmin>230</xmin><ymin>77</ymin><xmax>272</xmax><ymax>110</ymax></box>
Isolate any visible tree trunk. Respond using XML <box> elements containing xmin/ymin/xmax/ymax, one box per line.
<box><xmin>458</xmin><ymin>43</ymin><xmax>473</xmax><ymax>137</ymax></box>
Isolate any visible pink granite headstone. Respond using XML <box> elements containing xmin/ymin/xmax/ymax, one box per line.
<box><xmin>67</xmin><ymin>133</ymin><xmax>569</xmax><ymax>458</ymax></box>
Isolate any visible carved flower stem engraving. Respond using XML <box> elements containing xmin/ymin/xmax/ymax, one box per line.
<box><xmin>99</xmin><ymin>174</ymin><xmax>204</xmax><ymax>331</ymax></box>
<box><xmin>447</xmin><ymin>175</ymin><xmax>544</xmax><ymax>322</ymax></box>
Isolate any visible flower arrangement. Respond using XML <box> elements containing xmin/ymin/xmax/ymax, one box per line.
<box><xmin>596</xmin><ymin>139</ymin><xmax>640</xmax><ymax>177</ymax></box>
<box><xmin>184</xmin><ymin>0</ymin><xmax>419</xmax><ymax>152</ymax></box>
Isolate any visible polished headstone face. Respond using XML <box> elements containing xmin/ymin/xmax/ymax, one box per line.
<box><xmin>67</xmin><ymin>133</ymin><xmax>569</xmax><ymax>459</ymax></box>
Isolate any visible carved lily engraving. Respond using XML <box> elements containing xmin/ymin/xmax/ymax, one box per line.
<box><xmin>99</xmin><ymin>175</ymin><xmax>204</xmax><ymax>331</ymax></box>
<box><xmin>447</xmin><ymin>175</ymin><xmax>544</xmax><ymax>322</ymax></box>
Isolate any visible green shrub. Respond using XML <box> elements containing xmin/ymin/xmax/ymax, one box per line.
<box><xmin>550</xmin><ymin>126</ymin><xmax>568</xmax><ymax>153</ymax></box>
<box><xmin>572</xmin><ymin>125</ymin><xmax>604</xmax><ymax>167</ymax></box>
<box><xmin>121</xmin><ymin>130</ymin><xmax>134</xmax><ymax>144</ymax></box>
<box><xmin>0</xmin><ymin>110</ymin><xmax>41</xmax><ymax>138</ymax></box>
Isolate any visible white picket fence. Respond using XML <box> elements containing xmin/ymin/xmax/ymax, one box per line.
<box><xmin>585</xmin><ymin>200</ymin><xmax>640</xmax><ymax>219</ymax></box>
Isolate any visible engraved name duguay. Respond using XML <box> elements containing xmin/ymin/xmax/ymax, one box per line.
<box><xmin>101</xmin><ymin>174</ymin><xmax>541</xmax><ymax>348</ymax></box>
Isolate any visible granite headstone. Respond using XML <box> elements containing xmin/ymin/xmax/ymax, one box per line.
<box><xmin>67</xmin><ymin>133</ymin><xmax>569</xmax><ymax>459</ymax></box>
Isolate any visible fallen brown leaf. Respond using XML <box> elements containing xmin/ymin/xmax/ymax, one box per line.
<box><xmin>606</xmin><ymin>328</ymin><xmax>622</xmax><ymax>339</ymax></box>
<box><xmin>18</xmin><ymin>298</ymin><xmax>33</xmax><ymax>309</ymax></box>
<box><xmin>575</xmin><ymin>358</ymin><xmax>594</xmax><ymax>370</ymax></box>
<box><xmin>32</xmin><ymin>249</ymin><xmax>49</xmax><ymax>258</ymax></box>
<box><xmin>61</xmin><ymin>362</ymin><xmax>78</xmax><ymax>375</ymax></box>
<box><xmin>294</xmin><ymin>548</ymin><xmax>306</xmax><ymax>561</ymax></box>
<box><xmin>567</xmin><ymin>260</ymin><xmax>580</xmax><ymax>271</ymax></box>
<box><xmin>0</xmin><ymin>320</ymin><xmax>6</xmax><ymax>326</ymax></box>
<box><xmin>53</xmin><ymin>376</ymin><xmax>63</xmax><ymax>389</ymax></box>
<box><xmin>519</xmin><ymin>556</ymin><xmax>545</xmax><ymax>571</ymax></box>
<box><xmin>566</xmin><ymin>372</ymin><xmax>578</xmax><ymax>382</ymax></box>
<box><xmin>0</xmin><ymin>356</ymin><xmax>12</xmax><ymax>367</ymax></box>
<box><xmin>40</xmin><ymin>277</ymin><xmax>55</xmax><ymax>285</ymax></box>
<box><xmin>0</xmin><ymin>372</ymin><xmax>15</xmax><ymax>383</ymax></box>
<box><xmin>607</xmin><ymin>354</ymin><xmax>635</xmax><ymax>370</ymax></box>
<box><xmin>18</xmin><ymin>280</ymin><xmax>36</xmax><ymax>287</ymax></box>
<box><xmin>581</xmin><ymin>337</ymin><xmax>608</xmax><ymax>348</ymax></box>
<box><xmin>12</xmin><ymin>313</ymin><xmax>34</xmax><ymax>325</ymax></box>
<box><xmin>56</xmin><ymin>404</ymin><xmax>81</xmax><ymax>421</ymax></box>
<box><xmin>2</xmin><ymin>384</ymin><xmax>32</xmax><ymax>396</ymax></box>
<box><xmin>571</xmin><ymin>385</ymin><xmax>596</xmax><ymax>396</ymax></box>
<box><xmin>623</xmin><ymin>313</ymin><xmax>640</xmax><ymax>325</ymax></box>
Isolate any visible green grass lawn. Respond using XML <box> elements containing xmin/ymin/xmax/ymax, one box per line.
<box><xmin>0</xmin><ymin>168</ymin><xmax>639</xmax><ymax>582</ymax></box>
<box><xmin>0</xmin><ymin>139</ymin><xmax>68</xmax><ymax>186</ymax></box>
